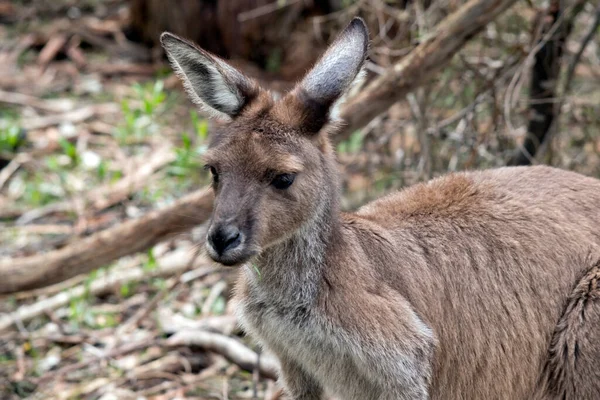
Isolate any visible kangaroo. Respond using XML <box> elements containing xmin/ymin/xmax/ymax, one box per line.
<box><xmin>161</xmin><ymin>18</ymin><xmax>600</xmax><ymax>400</ymax></box>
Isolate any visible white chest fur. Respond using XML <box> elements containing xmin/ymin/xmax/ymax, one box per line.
<box><xmin>234</xmin><ymin>267</ymin><xmax>384</xmax><ymax>400</ymax></box>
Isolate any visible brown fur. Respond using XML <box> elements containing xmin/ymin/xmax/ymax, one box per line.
<box><xmin>162</xmin><ymin>18</ymin><xmax>600</xmax><ymax>400</ymax></box>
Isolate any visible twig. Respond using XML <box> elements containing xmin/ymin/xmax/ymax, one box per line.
<box><xmin>0</xmin><ymin>247</ymin><xmax>206</xmax><ymax>331</ymax></box>
<box><xmin>22</xmin><ymin>103</ymin><xmax>119</xmax><ymax>130</ymax></box>
<box><xmin>157</xmin><ymin>309</ymin><xmax>237</xmax><ymax>336</ymax></box>
<box><xmin>237</xmin><ymin>0</ymin><xmax>301</xmax><ymax>22</ymax></box>
<box><xmin>201</xmin><ymin>280</ymin><xmax>228</xmax><ymax>316</ymax></box>
<box><xmin>337</xmin><ymin>0</ymin><xmax>522</xmax><ymax>140</ymax></box>
<box><xmin>148</xmin><ymin>358</ymin><xmax>228</xmax><ymax>400</ymax></box>
<box><xmin>116</xmin><ymin>249</ymin><xmax>207</xmax><ymax>335</ymax></box>
<box><xmin>39</xmin><ymin>337</ymin><xmax>158</xmax><ymax>384</ymax></box>
<box><xmin>562</xmin><ymin>4</ymin><xmax>600</xmax><ymax>95</ymax></box>
<box><xmin>166</xmin><ymin>330</ymin><xmax>279</xmax><ymax>380</ymax></box>
<box><xmin>0</xmin><ymin>89</ymin><xmax>74</xmax><ymax>112</ymax></box>
<box><xmin>11</xmin><ymin>345</ymin><xmax>26</xmax><ymax>381</ymax></box>
<box><xmin>0</xmin><ymin>153</ymin><xmax>29</xmax><ymax>192</ymax></box>
<box><xmin>16</xmin><ymin>145</ymin><xmax>175</xmax><ymax>225</ymax></box>
<box><xmin>37</xmin><ymin>34</ymin><xmax>68</xmax><ymax>68</ymax></box>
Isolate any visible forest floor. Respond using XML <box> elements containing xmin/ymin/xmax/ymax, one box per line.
<box><xmin>1</xmin><ymin>0</ymin><xmax>599</xmax><ymax>399</ymax></box>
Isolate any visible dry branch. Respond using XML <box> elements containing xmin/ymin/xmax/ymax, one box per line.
<box><xmin>22</xmin><ymin>103</ymin><xmax>119</xmax><ymax>130</ymax></box>
<box><xmin>336</xmin><ymin>0</ymin><xmax>520</xmax><ymax>141</ymax></box>
<box><xmin>0</xmin><ymin>89</ymin><xmax>74</xmax><ymax>112</ymax></box>
<box><xmin>0</xmin><ymin>189</ymin><xmax>213</xmax><ymax>294</ymax></box>
<box><xmin>0</xmin><ymin>0</ymin><xmax>519</xmax><ymax>294</ymax></box>
<box><xmin>166</xmin><ymin>330</ymin><xmax>279</xmax><ymax>380</ymax></box>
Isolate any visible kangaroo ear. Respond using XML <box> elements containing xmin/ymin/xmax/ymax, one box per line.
<box><xmin>160</xmin><ymin>32</ymin><xmax>259</xmax><ymax>119</ymax></box>
<box><xmin>286</xmin><ymin>17</ymin><xmax>369</xmax><ymax>133</ymax></box>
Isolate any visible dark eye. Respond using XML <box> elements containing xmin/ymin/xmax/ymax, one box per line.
<box><xmin>205</xmin><ymin>165</ymin><xmax>219</xmax><ymax>184</ymax></box>
<box><xmin>271</xmin><ymin>173</ymin><xmax>296</xmax><ymax>190</ymax></box>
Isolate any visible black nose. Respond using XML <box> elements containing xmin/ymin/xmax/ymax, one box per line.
<box><xmin>208</xmin><ymin>225</ymin><xmax>241</xmax><ymax>255</ymax></box>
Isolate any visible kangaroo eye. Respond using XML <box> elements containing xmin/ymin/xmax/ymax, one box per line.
<box><xmin>205</xmin><ymin>165</ymin><xmax>219</xmax><ymax>183</ymax></box>
<box><xmin>271</xmin><ymin>173</ymin><xmax>296</xmax><ymax>190</ymax></box>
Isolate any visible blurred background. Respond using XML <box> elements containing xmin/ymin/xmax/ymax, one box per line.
<box><xmin>0</xmin><ymin>0</ymin><xmax>599</xmax><ymax>399</ymax></box>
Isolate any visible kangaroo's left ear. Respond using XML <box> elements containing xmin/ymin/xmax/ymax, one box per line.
<box><xmin>283</xmin><ymin>17</ymin><xmax>369</xmax><ymax>133</ymax></box>
<box><xmin>160</xmin><ymin>32</ymin><xmax>260</xmax><ymax>120</ymax></box>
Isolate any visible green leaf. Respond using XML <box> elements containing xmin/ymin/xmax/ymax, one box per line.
<box><xmin>251</xmin><ymin>263</ymin><xmax>262</xmax><ymax>280</ymax></box>
<box><xmin>143</xmin><ymin>248</ymin><xmax>158</xmax><ymax>272</ymax></box>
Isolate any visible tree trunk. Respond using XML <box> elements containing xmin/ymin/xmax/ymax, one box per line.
<box><xmin>126</xmin><ymin>0</ymin><xmax>335</xmax><ymax>80</ymax></box>
<box><xmin>508</xmin><ymin>0</ymin><xmax>572</xmax><ymax>166</ymax></box>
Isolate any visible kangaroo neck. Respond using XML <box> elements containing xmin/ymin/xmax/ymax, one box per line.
<box><xmin>251</xmin><ymin>196</ymin><xmax>340</xmax><ymax>305</ymax></box>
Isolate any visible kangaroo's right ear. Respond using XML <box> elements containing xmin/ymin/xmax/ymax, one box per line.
<box><xmin>279</xmin><ymin>17</ymin><xmax>368</xmax><ymax>133</ymax></box>
<box><xmin>160</xmin><ymin>33</ymin><xmax>259</xmax><ymax>119</ymax></box>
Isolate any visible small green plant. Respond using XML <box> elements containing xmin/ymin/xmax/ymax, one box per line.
<box><xmin>142</xmin><ymin>248</ymin><xmax>158</xmax><ymax>272</ymax></box>
<box><xmin>211</xmin><ymin>296</ymin><xmax>226</xmax><ymax>315</ymax></box>
<box><xmin>190</xmin><ymin>110</ymin><xmax>209</xmax><ymax>140</ymax></box>
<box><xmin>168</xmin><ymin>132</ymin><xmax>206</xmax><ymax>177</ymax></box>
<box><xmin>58</xmin><ymin>138</ymin><xmax>79</xmax><ymax>165</ymax></box>
<box><xmin>151</xmin><ymin>277</ymin><xmax>168</xmax><ymax>291</ymax></box>
<box><xmin>96</xmin><ymin>159</ymin><xmax>108</xmax><ymax>180</ymax></box>
<box><xmin>115</xmin><ymin>80</ymin><xmax>167</xmax><ymax>143</ymax></box>
<box><xmin>0</xmin><ymin>122</ymin><xmax>23</xmax><ymax>153</ymax></box>
<box><xmin>68</xmin><ymin>296</ymin><xmax>95</xmax><ymax>328</ymax></box>
<box><xmin>135</xmin><ymin>80</ymin><xmax>167</xmax><ymax>115</ymax></box>
<box><xmin>21</xmin><ymin>173</ymin><xmax>62</xmax><ymax>207</ymax></box>
<box><xmin>337</xmin><ymin>131</ymin><xmax>364</xmax><ymax>154</ymax></box>
<box><xmin>119</xmin><ymin>281</ymin><xmax>137</xmax><ymax>298</ymax></box>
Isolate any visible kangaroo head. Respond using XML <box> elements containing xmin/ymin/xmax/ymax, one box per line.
<box><xmin>161</xmin><ymin>18</ymin><xmax>369</xmax><ymax>266</ymax></box>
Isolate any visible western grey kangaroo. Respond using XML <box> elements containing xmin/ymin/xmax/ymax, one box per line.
<box><xmin>161</xmin><ymin>17</ymin><xmax>600</xmax><ymax>400</ymax></box>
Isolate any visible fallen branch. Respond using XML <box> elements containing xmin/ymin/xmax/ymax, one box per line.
<box><xmin>336</xmin><ymin>0</ymin><xmax>520</xmax><ymax>141</ymax></box>
<box><xmin>166</xmin><ymin>330</ymin><xmax>279</xmax><ymax>380</ymax></box>
<box><xmin>0</xmin><ymin>191</ymin><xmax>210</xmax><ymax>294</ymax></box>
<box><xmin>0</xmin><ymin>187</ymin><xmax>212</xmax><ymax>294</ymax></box>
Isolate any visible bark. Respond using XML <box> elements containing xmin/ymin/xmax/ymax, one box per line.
<box><xmin>0</xmin><ymin>0</ymin><xmax>520</xmax><ymax>294</ymax></box>
<box><xmin>508</xmin><ymin>0</ymin><xmax>572</xmax><ymax>166</ymax></box>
